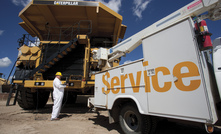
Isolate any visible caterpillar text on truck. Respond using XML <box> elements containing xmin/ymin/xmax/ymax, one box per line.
<box><xmin>88</xmin><ymin>0</ymin><xmax>221</xmax><ymax>133</ymax></box>
<box><xmin>6</xmin><ymin>0</ymin><xmax>127</xmax><ymax>109</ymax></box>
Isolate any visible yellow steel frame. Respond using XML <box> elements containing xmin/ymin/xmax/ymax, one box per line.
<box><xmin>13</xmin><ymin>80</ymin><xmax>84</xmax><ymax>89</ymax></box>
<box><xmin>13</xmin><ymin>35</ymin><xmax>95</xmax><ymax>92</ymax></box>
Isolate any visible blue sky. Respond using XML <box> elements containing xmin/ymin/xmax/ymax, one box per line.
<box><xmin>0</xmin><ymin>0</ymin><xmax>220</xmax><ymax>79</ymax></box>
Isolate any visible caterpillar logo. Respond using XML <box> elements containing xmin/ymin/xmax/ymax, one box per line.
<box><xmin>54</xmin><ymin>1</ymin><xmax>78</xmax><ymax>5</ymax></box>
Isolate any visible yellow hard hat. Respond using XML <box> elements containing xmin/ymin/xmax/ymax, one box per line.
<box><xmin>55</xmin><ymin>72</ymin><xmax>62</xmax><ymax>76</ymax></box>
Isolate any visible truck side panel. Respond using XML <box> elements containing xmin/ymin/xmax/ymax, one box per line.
<box><xmin>106</xmin><ymin>60</ymin><xmax>148</xmax><ymax>113</ymax></box>
<box><xmin>213</xmin><ymin>37</ymin><xmax>221</xmax><ymax>99</ymax></box>
<box><xmin>94</xmin><ymin>72</ymin><xmax>108</xmax><ymax>108</ymax></box>
<box><xmin>94</xmin><ymin>18</ymin><xmax>218</xmax><ymax>125</ymax></box>
<box><xmin>142</xmin><ymin>18</ymin><xmax>216</xmax><ymax>123</ymax></box>
<box><xmin>94</xmin><ymin>59</ymin><xmax>148</xmax><ymax>113</ymax></box>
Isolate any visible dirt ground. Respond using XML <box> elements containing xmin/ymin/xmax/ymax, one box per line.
<box><xmin>1</xmin><ymin>95</ymin><xmax>221</xmax><ymax>134</ymax></box>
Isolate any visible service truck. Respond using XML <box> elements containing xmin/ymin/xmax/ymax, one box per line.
<box><xmin>88</xmin><ymin>0</ymin><xmax>221</xmax><ymax>133</ymax></box>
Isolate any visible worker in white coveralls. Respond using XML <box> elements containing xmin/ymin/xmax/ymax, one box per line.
<box><xmin>51</xmin><ymin>72</ymin><xmax>67</xmax><ymax>121</ymax></box>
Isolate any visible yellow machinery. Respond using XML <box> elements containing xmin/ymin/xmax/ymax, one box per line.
<box><xmin>9</xmin><ymin>0</ymin><xmax>126</xmax><ymax>109</ymax></box>
<box><xmin>0</xmin><ymin>73</ymin><xmax>10</xmax><ymax>93</ymax></box>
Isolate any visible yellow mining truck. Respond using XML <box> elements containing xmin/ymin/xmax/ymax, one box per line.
<box><xmin>9</xmin><ymin>0</ymin><xmax>126</xmax><ymax>109</ymax></box>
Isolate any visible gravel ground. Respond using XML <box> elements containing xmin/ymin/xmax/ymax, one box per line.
<box><xmin>0</xmin><ymin>95</ymin><xmax>221</xmax><ymax>134</ymax></box>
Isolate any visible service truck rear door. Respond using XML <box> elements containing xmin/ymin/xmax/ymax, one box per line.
<box><xmin>142</xmin><ymin>18</ymin><xmax>217</xmax><ymax>123</ymax></box>
<box><xmin>94</xmin><ymin>71</ymin><xmax>108</xmax><ymax>108</ymax></box>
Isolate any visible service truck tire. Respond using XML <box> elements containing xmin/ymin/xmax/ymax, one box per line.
<box><xmin>119</xmin><ymin>104</ymin><xmax>151</xmax><ymax>134</ymax></box>
<box><xmin>17</xmin><ymin>87</ymin><xmax>50</xmax><ymax>110</ymax></box>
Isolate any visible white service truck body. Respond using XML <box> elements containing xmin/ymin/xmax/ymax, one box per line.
<box><xmin>92</xmin><ymin>18</ymin><xmax>220</xmax><ymax>129</ymax></box>
<box><xmin>88</xmin><ymin>0</ymin><xmax>221</xmax><ymax>133</ymax></box>
<box><xmin>213</xmin><ymin>37</ymin><xmax>221</xmax><ymax>94</ymax></box>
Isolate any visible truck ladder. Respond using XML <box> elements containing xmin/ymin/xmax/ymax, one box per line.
<box><xmin>6</xmin><ymin>84</ymin><xmax>19</xmax><ymax>106</ymax></box>
<box><xmin>24</xmin><ymin>38</ymin><xmax>78</xmax><ymax>79</ymax></box>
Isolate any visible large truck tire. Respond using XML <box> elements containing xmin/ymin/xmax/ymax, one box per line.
<box><xmin>119</xmin><ymin>104</ymin><xmax>151</xmax><ymax>134</ymax></box>
<box><xmin>17</xmin><ymin>87</ymin><xmax>50</xmax><ymax>110</ymax></box>
<box><xmin>62</xmin><ymin>91</ymin><xmax>77</xmax><ymax>104</ymax></box>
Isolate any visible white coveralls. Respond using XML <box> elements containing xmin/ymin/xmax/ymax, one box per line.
<box><xmin>51</xmin><ymin>77</ymin><xmax>66</xmax><ymax>120</ymax></box>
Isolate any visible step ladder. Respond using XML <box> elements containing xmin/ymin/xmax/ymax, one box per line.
<box><xmin>25</xmin><ymin>38</ymin><xmax>78</xmax><ymax>79</ymax></box>
<box><xmin>6</xmin><ymin>84</ymin><xmax>19</xmax><ymax>106</ymax></box>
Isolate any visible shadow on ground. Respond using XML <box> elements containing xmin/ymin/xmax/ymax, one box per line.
<box><xmin>12</xmin><ymin>95</ymin><xmax>221</xmax><ymax>134</ymax></box>
<box><xmin>89</xmin><ymin>114</ymin><xmax>123</xmax><ymax>134</ymax></box>
<box><xmin>20</xmin><ymin>95</ymin><xmax>90</xmax><ymax>114</ymax></box>
<box><xmin>154</xmin><ymin>120</ymin><xmax>221</xmax><ymax>134</ymax></box>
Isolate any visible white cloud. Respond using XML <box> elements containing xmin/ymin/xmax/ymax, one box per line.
<box><xmin>133</xmin><ymin>0</ymin><xmax>152</xmax><ymax>19</ymax></box>
<box><xmin>0</xmin><ymin>57</ymin><xmax>12</xmax><ymax>67</ymax></box>
<box><xmin>12</xmin><ymin>0</ymin><xmax>122</xmax><ymax>13</ymax></box>
<box><xmin>78</xmin><ymin>0</ymin><xmax>122</xmax><ymax>13</ymax></box>
<box><xmin>95</xmin><ymin>0</ymin><xmax>122</xmax><ymax>13</ymax></box>
<box><xmin>12</xmin><ymin>0</ymin><xmax>31</xmax><ymax>7</ymax></box>
<box><xmin>0</xmin><ymin>30</ymin><xmax>4</xmax><ymax>36</ymax></box>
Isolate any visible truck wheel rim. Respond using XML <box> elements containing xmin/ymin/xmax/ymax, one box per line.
<box><xmin>124</xmin><ymin>110</ymin><xmax>139</xmax><ymax>131</ymax></box>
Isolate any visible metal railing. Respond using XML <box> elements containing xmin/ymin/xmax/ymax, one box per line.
<box><xmin>7</xmin><ymin>20</ymin><xmax>92</xmax><ymax>83</ymax></box>
<box><xmin>43</xmin><ymin>20</ymin><xmax>92</xmax><ymax>41</ymax></box>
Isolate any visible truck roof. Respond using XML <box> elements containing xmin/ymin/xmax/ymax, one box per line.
<box><xmin>18</xmin><ymin>0</ymin><xmax>127</xmax><ymax>43</ymax></box>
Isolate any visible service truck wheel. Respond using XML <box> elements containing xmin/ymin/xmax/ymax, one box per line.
<box><xmin>119</xmin><ymin>104</ymin><xmax>151</xmax><ymax>134</ymax></box>
<box><xmin>17</xmin><ymin>87</ymin><xmax>50</xmax><ymax>110</ymax></box>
